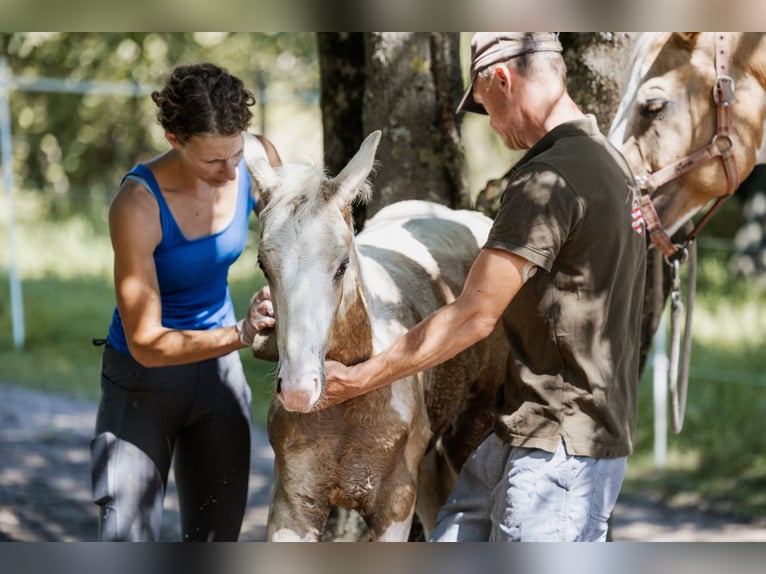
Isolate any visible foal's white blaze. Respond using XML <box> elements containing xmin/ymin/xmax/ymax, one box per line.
<box><xmin>248</xmin><ymin>131</ymin><xmax>382</xmax><ymax>414</ymax></box>
<box><xmin>273</xmin><ymin>214</ymin><xmax>352</xmax><ymax>413</ymax></box>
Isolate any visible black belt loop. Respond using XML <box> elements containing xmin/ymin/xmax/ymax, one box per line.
<box><xmin>92</xmin><ymin>338</ymin><xmax>108</xmax><ymax>347</ymax></box>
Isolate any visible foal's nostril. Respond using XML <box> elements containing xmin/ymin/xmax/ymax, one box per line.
<box><xmin>276</xmin><ymin>377</ymin><xmax>282</xmax><ymax>395</ymax></box>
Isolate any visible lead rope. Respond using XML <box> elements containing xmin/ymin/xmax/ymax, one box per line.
<box><xmin>666</xmin><ymin>232</ymin><xmax>697</xmax><ymax>434</ymax></box>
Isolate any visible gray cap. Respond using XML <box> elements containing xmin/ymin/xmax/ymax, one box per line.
<box><xmin>457</xmin><ymin>32</ymin><xmax>563</xmax><ymax>115</ymax></box>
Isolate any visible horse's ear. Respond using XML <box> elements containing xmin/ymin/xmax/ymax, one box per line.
<box><xmin>673</xmin><ymin>32</ymin><xmax>699</xmax><ymax>47</ymax></box>
<box><xmin>329</xmin><ymin>130</ymin><xmax>382</xmax><ymax>206</ymax></box>
<box><xmin>242</xmin><ymin>132</ymin><xmax>278</xmax><ymax>206</ymax></box>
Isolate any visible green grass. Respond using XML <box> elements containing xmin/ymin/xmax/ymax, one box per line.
<box><xmin>2</xmin><ymin>190</ymin><xmax>766</xmax><ymax>520</ymax></box>
<box><xmin>0</xmin><ymin>188</ymin><xmax>277</xmax><ymax>425</ymax></box>
<box><xmin>624</xmin><ymin>246</ymin><xmax>766</xmax><ymax>520</ymax></box>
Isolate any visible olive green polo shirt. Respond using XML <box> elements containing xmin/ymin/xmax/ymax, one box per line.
<box><xmin>486</xmin><ymin>115</ymin><xmax>647</xmax><ymax>458</ymax></box>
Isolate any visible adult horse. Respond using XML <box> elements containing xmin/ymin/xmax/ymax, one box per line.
<box><xmin>609</xmin><ymin>32</ymin><xmax>766</xmax><ymax>240</ymax></box>
<box><xmin>243</xmin><ymin>131</ymin><xmax>508</xmax><ymax>541</ymax></box>
<box><xmin>608</xmin><ymin>32</ymin><xmax>766</xmax><ymax>430</ymax></box>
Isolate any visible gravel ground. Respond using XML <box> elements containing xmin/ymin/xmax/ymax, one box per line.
<box><xmin>1</xmin><ymin>383</ymin><xmax>765</xmax><ymax>542</ymax></box>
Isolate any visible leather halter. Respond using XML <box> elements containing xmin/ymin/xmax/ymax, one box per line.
<box><xmin>635</xmin><ymin>33</ymin><xmax>740</xmax><ymax>259</ymax></box>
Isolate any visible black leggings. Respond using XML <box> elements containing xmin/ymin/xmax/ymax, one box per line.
<box><xmin>90</xmin><ymin>345</ymin><xmax>252</xmax><ymax>541</ymax></box>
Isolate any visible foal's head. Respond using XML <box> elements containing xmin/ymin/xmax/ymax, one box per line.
<box><xmin>244</xmin><ymin>131</ymin><xmax>381</xmax><ymax>412</ymax></box>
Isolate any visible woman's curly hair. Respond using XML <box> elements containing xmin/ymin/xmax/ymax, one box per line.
<box><xmin>151</xmin><ymin>63</ymin><xmax>255</xmax><ymax>144</ymax></box>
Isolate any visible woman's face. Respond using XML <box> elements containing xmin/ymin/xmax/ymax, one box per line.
<box><xmin>172</xmin><ymin>132</ymin><xmax>245</xmax><ymax>188</ymax></box>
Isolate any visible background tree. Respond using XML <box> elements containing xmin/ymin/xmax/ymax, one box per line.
<box><xmin>318</xmin><ymin>32</ymin><xmax>466</xmax><ymax>232</ymax></box>
<box><xmin>0</xmin><ymin>32</ymin><xmax>317</xmax><ymax>220</ymax></box>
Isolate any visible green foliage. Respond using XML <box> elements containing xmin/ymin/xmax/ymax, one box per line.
<box><xmin>0</xmin><ymin>32</ymin><xmax>318</xmax><ymax>218</ymax></box>
<box><xmin>626</xmin><ymin>245</ymin><xmax>766</xmax><ymax>519</ymax></box>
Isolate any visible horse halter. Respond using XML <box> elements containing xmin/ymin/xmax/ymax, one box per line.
<box><xmin>635</xmin><ymin>33</ymin><xmax>740</xmax><ymax>260</ymax></box>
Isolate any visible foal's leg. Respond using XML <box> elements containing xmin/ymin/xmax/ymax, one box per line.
<box><xmin>266</xmin><ymin>479</ymin><xmax>327</xmax><ymax>541</ymax></box>
<box><xmin>369</xmin><ymin>513</ymin><xmax>416</xmax><ymax>542</ymax></box>
<box><xmin>364</xmin><ymin>471</ymin><xmax>419</xmax><ymax>541</ymax></box>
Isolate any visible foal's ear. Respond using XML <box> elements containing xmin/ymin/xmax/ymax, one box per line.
<box><xmin>330</xmin><ymin>130</ymin><xmax>381</xmax><ymax>206</ymax></box>
<box><xmin>242</xmin><ymin>132</ymin><xmax>279</xmax><ymax>206</ymax></box>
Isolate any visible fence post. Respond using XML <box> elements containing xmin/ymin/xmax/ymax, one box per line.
<box><xmin>0</xmin><ymin>56</ymin><xmax>25</xmax><ymax>349</ymax></box>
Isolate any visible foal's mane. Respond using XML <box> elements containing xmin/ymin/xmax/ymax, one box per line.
<box><xmin>261</xmin><ymin>160</ymin><xmax>374</xmax><ymax>222</ymax></box>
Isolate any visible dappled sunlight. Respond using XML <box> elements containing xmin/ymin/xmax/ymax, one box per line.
<box><xmin>693</xmin><ymin>298</ymin><xmax>766</xmax><ymax>349</ymax></box>
<box><xmin>626</xmin><ymin>448</ymin><xmax>702</xmax><ymax>479</ymax></box>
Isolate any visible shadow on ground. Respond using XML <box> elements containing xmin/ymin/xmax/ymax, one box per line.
<box><xmin>1</xmin><ymin>383</ymin><xmax>764</xmax><ymax>542</ymax></box>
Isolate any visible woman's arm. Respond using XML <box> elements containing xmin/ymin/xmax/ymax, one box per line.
<box><xmin>110</xmin><ymin>180</ymin><xmax>244</xmax><ymax>367</ymax></box>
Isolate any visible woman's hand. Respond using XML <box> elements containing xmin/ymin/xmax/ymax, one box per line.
<box><xmin>238</xmin><ymin>285</ymin><xmax>276</xmax><ymax>346</ymax></box>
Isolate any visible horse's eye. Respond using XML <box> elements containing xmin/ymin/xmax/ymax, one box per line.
<box><xmin>640</xmin><ymin>98</ymin><xmax>668</xmax><ymax>117</ymax></box>
<box><xmin>334</xmin><ymin>258</ymin><xmax>349</xmax><ymax>281</ymax></box>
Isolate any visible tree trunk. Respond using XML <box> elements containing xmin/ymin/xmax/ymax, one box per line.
<box><xmin>559</xmin><ymin>32</ymin><xmax>637</xmax><ymax>134</ymax></box>
<box><xmin>361</xmin><ymin>33</ymin><xmax>467</xmax><ymax>219</ymax></box>
<box><xmin>317</xmin><ymin>33</ymin><xmax>367</xmax><ymax>232</ymax></box>
<box><xmin>319</xmin><ymin>32</ymin><xmax>466</xmax><ymax>231</ymax></box>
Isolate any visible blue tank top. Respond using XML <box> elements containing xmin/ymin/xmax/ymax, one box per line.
<box><xmin>107</xmin><ymin>159</ymin><xmax>256</xmax><ymax>356</ymax></box>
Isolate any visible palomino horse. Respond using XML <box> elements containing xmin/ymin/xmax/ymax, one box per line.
<box><xmin>609</xmin><ymin>32</ymin><xmax>766</xmax><ymax>431</ymax></box>
<box><xmin>609</xmin><ymin>32</ymin><xmax>766</xmax><ymax>250</ymax></box>
<box><xmin>243</xmin><ymin>131</ymin><xmax>508</xmax><ymax>541</ymax></box>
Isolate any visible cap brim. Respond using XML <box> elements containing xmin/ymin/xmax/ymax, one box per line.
<box><xmin>456</xmin><ymin>80</ymin><xmax>487</xmax><ymax>115</ymax></box>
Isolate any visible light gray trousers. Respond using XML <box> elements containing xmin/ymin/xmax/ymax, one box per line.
<box><xmin>429</xmin><ymin>433</ymin><xmax>626</xmax><ymax>542</ymax></box>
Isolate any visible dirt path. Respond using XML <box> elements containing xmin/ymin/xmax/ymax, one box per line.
<box><xmin>1</xmin><ymin>383</ymin><xmax>764</xmax><ymax>542</ymax></box>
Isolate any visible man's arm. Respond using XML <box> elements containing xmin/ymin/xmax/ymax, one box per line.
<box><xmin>321</xmin><ymin>247</ymin><xmax>529</xmax><ymax>407</ymax></box>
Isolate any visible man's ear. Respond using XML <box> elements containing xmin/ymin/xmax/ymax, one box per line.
<box><xmin>494</xmin><ymin>64</ymin><xmax>511</xmax><ymax>87</ymax></box>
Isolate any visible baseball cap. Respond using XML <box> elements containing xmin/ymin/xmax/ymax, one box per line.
<box><xmin>457</xmin><ymin>32</ymin><xmax>563</xmax><ymax>115</ymax></box>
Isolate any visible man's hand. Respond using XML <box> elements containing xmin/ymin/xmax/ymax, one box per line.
<box><xmin>315</xmin><ymin>360</ymin><xmax>366</xmax><ymax>410</ymax></box>
<box><xmin>237</xmin><ymin>285</ymin><xmax>276</xmax><ymax>346</ymax></box>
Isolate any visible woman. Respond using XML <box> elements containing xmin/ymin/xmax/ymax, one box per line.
<box><xmin>90</xmin><ymin>62</ymin><xmax>279</xmax><ymax>541</ymax></box>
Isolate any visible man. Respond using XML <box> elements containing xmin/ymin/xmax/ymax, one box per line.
<box><xmin>324</xmin><ymin>32</ymin><xmax>647</xmax><ymax>542</ymax></box>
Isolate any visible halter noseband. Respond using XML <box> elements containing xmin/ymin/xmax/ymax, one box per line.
<box><xmin>635</xmin><ymin>33</ymin><xmax>740</xmax><ymax>260</ymax></box>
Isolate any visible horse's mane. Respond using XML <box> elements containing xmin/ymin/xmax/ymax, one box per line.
<box><xmin>624</xmin><ymin>33</ymin><xmax>668</xmax><ymax>83</ymax></box>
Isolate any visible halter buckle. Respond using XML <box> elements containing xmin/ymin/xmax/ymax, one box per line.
<box><xmin>713</xmin><ymin>75</ymin><xmax>736</xmax><ymax>105</ymax></box>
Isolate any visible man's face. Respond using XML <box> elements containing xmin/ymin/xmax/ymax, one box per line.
<box><xmin>472</xmin><ymin>68</ymin><xmax>526</xmax><ymax>151</ymax></box>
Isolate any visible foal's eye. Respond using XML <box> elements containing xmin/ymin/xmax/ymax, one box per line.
<box><xmin>334</xmin><ymin>258</ymin><xmax>349</xmax><ymax>281</ymax></box>
<box><xmin>639</xmin><ymin>98</ymin><xmax>668</xmax><ymax>118</ymax></box>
